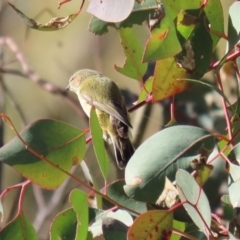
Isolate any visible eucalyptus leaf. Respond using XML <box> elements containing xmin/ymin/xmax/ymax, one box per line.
<box><xmin>176</xmin><ymin>170</ymin><xmax>211</xmax><ymax>237</ymax></box>
<box><xmin>87</xmin><ymin>0</ymin><xmax>134</xmax><ymax>23</ymax></box>
<box><xmin>227</xmin><ymin>2</ymin><xmax>240</xmax><ymax>51</ymax></box>
<box><xmin>0</xmin><ymin>213</ymin><xmax>38</xmax><ymax>240</ymax></box>
<box><xmin>50</xmin><ymin>209</ymin><xmax>77</xmax><ymax>240</ymax></box>
<box><xmin>124</xmin><ymin>125</ymin><xmax>215</xmax><ymax>202</ymax></box>
<box><xmin>127</xmin><ymin>210</ymin><xmax>173</xmax><ymax>240</ymax></box>
<box><xmin>70</xmin><ymin>190</ymin><xmax>88</xmax><ymax>239</ymax></box>
<box><xmin>115</xmin><ymin>28</ymin><xmax>147</xmax><ymax>81</ymax></box>
<box><xmin>90</xmin><ymin>108</ymin><xmax>109</xmax><ymax>180</ymax></box>
<box><xmin>0</xmin><ymin>119</ymin><xmax>86</xmax><ymax>189</ymax></box>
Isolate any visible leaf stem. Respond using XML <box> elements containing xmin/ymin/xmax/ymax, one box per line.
<box><xmin>215</xmin><ymin>72</ymin><xmax>233</xmax><ymax>142</ymax></box>
<box><xmin>209</xmin><ymin>50</ymin><xmax>240</xmax><ymax>71</ymax></box>
<box><xmin>128</xmin><ymin>95</ymin><xmax>152</xmax><ymax>113</ymax></box>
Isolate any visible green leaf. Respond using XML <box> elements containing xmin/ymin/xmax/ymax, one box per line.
<box><xmin>228</xmin><ymin>1</ymin><xmax>240</xmax><ymax>50</ymax></box>
<box><xmin>50</xmin><ymin>208</ymin><xmax>77</xmax><ymax>240</ymax></box>
<box><xmin>193</xmin><ymin>163</ymin><xmax>213</xmax><ymax>187</ymax></box>
<box><xmin>115</xmin><ymin>28</ymin><xmax>147</xmax><ymax>81</ymax></box>
<box><xmin>145</xmin><ymin>3</ymin><xmax>213</xmax><ymax>76</ymax></box>
<box><xmin>124</xmin><ymin>125</ymin><xmax>215</xmax><ymax>202</ymax></box>
<box><xmin>70</xmin><ymin>189</ymin><xmax>88</xmax><ymax>239</ymax></box>
<box><xmin>175</xmin><ymin>10</ymin><xmax>197</xmax><ymax>40</ymax></box>
<box><xmin>88</xmin><ymin>16</ymin><xmax>109</xmax><ymax>35</ymax></box>
<box><xmin>103</xmin><ymin>180</ymin><xmax>147</xmax><ymax>215</ymax></box>
<box><xmin>176</xmin><ymin>10</ymin><xmax>213</xmax><ymax>79</ymax></box>
<box><xmin>220</xmin><ymin>195</ymin><xmax>234</xmax><ymax>221</ymax></box>
<box><xmin>143</xmin><ymin>12</ymin><xmax>182</xmax><ymax>62</ymax></box>
<box><xmin>50</xmin><ymin>191</ymin><xmax>90</xmax><ymax>240</ymax></box>
<box><xmin>143</xmin><ymin>0</ymin><xmax>203</xmax><ymax>62</ymax></box>
<box><xmin>128</xmin><ymin>210</ymin><xmax>173</xmax><ymax>240</ymax></box>
<box><xmin>87</xmin><ymin>0</ymin><xmax>134</xmax><ymax>23</ymax></box>
<box><xmin>8</xmin><ymin>3</ymin><xmax>78</xmax><ymax>31</ymax></box>
<box><xmin>176</xmin><ymin>169</ymin><xmax>211</xmax><ymax>237</ymax></box>
<box><xmin>90</xmin><ymin>108</ymin><xmax>109</xmax><ymax>180</ymax></box>
<box><xmin>152</xmin><ymin>58</ymin><xmax>191</xmax><ymax>101</ymax></box>
<box><xmin>138</xmin><ymin>76</ymin><xmax>153</xmax><ymax>102</ymax></box>
<box><xmin>204</xmin><ymin>0</ymin><xmax>224</xmax><ymax>49</ymax></box>
<box><xmin>0</xmin><ymin>119</ymin><xmax>86</xmax><ymax>189</ymax></box>
<box><xmin>171</xmin><ymin>220</ymin><xmax>185</xmax><ymax>240</ymax></box>
<box><xmin>162</xmin><ymin>0</ymin><xmax>201</xmax><ymax>14</ymax></box>
<box><xmin>0</xmin><ymin>213</ymin><xmax>38</xmax><ymax>240</ymax></box>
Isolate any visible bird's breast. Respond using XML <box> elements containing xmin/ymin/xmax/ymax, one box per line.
<box><xmin>78</xmin><ymin>95</ymin><xmax>92</xmax><ymax>117</ymax></box>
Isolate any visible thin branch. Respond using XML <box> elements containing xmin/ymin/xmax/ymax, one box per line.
<box><xmin>0</xmin><ymin>40</ymin><xmax>4</xmax><ymax>194</ymax></box>
<box><xmin>215</xmin><ymin>72</ymin><xmax>233</xmax><ymax>141</ymax></box>
<box><xmin>209</xmin><ymin>49</ymin><xmax>240</xmax><ymax>71</ymax></box>
<box><xmin>0</xmin><ymin>67</ymin><xmax>86</xmax><ymax>118</ymax></box>
<box><xmin>0</xmin><ymin>37</ymin><xmax>86</xmax><ymax>119</ymax></box>
<box><xmin>17</xmin><ymin>180</ymin><xmax>31</xmax><ymax>215</ymax></box>
<box><xmin>128</xmin><ymin>95</ymin><xmax>152</xmax><ymax>113</ymax></box>
<box><xmin>170</xmin><ymin>95</ymin><xmax>175</xmax><ymax>122</ymax></box>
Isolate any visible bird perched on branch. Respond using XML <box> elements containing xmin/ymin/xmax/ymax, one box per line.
<box><xmin>66</xmin><ymin>69</ymin><xmax>134</xmax><ymax>169</ymax></box>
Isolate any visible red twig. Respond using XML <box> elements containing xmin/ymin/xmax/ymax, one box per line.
<box><xmin>58</xmin><ymin>0</ymin><xmax>85</xmax><ymax>15</ymax></box>
<box><xmin>0</xmin><ymin>180</ymin><xmax>30</xmax><ymax>200</ymax></box>
<box><xmin>0</xmin><ymin>180</ymin><xmax>31</xmax><ymax>219</ymax></box>
<box><xmin>170</xmin><ymin>95</ymin><xmax>175</xmax><ymax>121</ymax></box>
<box><xmin>86</xmin><ymin>135</ymin><xmax>92</xmax><ymax>144</ymax></box>
<box><xmin>17</xmin><ymin>181</ymin><xmax>31</xmax><ymax>215</ymax></box>
<box><xmin>0</xmin><ymin>37</ymin><xmax>86</xmax><ymax>119</ymax></box>
<box><xmin>177</xmin><ymin>185</ymin><xmax>216</xmax><ymax>239</ymax></box>
<box><xmin>209</xmin><ymin>50</ymin><xmax>240</xmax><ymax>71</ymax></box>
<box><xmin>128</xmin><ymin>95</ymin><xmax>152</xmax><ymax>113</ymax></box>
<box><xmin>215</xmin><ymin>72</ymin><xmax>233</xmax><ymax>142</ymax></box>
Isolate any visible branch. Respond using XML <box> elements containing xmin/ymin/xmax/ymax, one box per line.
<box><xmin>0</xmin><ymin>37</ymin><xmax>86</xmax><ymax>119</ymax></box>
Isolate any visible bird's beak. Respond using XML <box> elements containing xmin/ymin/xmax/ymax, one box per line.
<box><xmin>66</xmin><ymin>85</ymin><xmax>70</xmax><ymax>90</ymax></box>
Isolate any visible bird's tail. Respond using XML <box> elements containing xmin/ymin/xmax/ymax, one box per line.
<box><xmin>112</xmin><ymin>136</ymin><xmax>134</xmax><ymax>170</ymax></box>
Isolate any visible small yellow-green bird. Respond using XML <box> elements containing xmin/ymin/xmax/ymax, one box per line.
<box><xmin>66</xmin><ymin>69</ymin><xmax>134</xmax><ymax>169</ymax></box>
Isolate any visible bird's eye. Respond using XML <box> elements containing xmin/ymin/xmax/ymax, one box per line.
<box><xmin>70</xmin><ymin>77</ymin><xmax>75</xmax><ymax>82</ymax></box>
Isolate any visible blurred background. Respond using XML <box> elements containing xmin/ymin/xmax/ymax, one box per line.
<box><xmin>0</xmin><ymin>0</ymin><xmax>236</xmax><ymax>239</ymax></box>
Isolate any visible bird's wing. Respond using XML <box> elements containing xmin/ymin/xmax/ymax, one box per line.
<box><xmin>82</xmin><ymin>94</ymin><xmax>132</xmax><ymax>128</ymax></box>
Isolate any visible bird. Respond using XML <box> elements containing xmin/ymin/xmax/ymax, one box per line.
<box><xmin>66</xmin><ymin>69</ymin><xmax>134</xmax><ymax>169</ymax></box>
